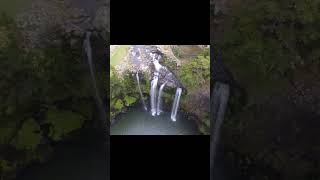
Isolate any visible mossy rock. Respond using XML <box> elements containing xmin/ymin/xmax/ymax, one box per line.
<box><xmin>124</xmin><ymin>96</ymin><xmax>137</xmax><ymax>106</ymax></box>
<box><xmin>114</xmin><ymin>100</ymin><xmax>124</xmax><ymax>110</ymax></box>
<box><xmin>11</xmin><ymin>118</ymin><xmax>41</xmax><ymax>150</ymax></box>
<box><xmin>46</xmin><ymin>107</ymin><xmax>85</xmax><ymax>141</ymax></box>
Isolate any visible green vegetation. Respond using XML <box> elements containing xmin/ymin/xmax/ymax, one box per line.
<box><xmin>214</xmin><ymin>0</ymin><xmax>320</xmax><ymax>179</ymax></box>
<box><xmin>110</xmin><ymin>67</ymin><xmax>140</xmax><ymax>120</ymax></box>
<box><xmin>110</xmin><ymin>46</ymin><xmax>210</xmax><ymax>134</ymax></box>
<box><xmin>0</xmin><ymin>14</ymin><xmax>105</xmax><ymax>179</ymax></box>
<box><xmin>179</xmin><ymin>48</ymin><xmax>210</xmax><ymax>134</ymax></box>
<box><xmin>216</xmin><ymin>0</ymin><xmax>320</xmax><ymax>104</ymax></box>
<box><xmin>110</xmin><ymin>45</ymin><xmax>129</xmax><ymax>66</ymax></box>
<box><xmin>172</xmin><ymin>46</ymin><xmax>182</xmax><ymax>58</ymax></box>
<box><xmin>46</xmin><ymin>108</ymin><xmax>85</xmax><ymax>141</ymax></box>
<box><xmin>11</xmin><ymin>118</ymin><xmax>41</xmax><ymax>150</ymax></box>
<box><xmin>179</xmin><ymin>51</ymin><xmax>210</xmax><ymax>91</ymax></box>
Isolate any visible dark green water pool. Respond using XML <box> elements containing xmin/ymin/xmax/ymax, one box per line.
<box><xmin>16</xmin><ymin>132</ymin><xmax>109</xmax><ymax>180</ymax></box>
<box><xmin>111</xmin><ymin>108</ymin><xmax>199</xmax><ymax>135</ymax></box>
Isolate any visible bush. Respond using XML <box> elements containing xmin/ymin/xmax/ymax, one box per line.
<box><xmin>179</xmin><ymin>55</ymin><xmax>210</xmax><ymax>91</ymax></box>
<box><xmin>110</xmin><ymin>68</ymin><xmax>140</xmax><ymax>120</ymax></box>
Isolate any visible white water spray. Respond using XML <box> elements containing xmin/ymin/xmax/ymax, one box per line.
<box><xmin>136</xmin><ymin>72</ymin><xmax>147</xmax><ymax>111</ymax></box>
<box><xmin>150</xmin><ymin>74</ymin><xmax>159</xmax><ymax>116</ymax></box>
<box><xmin>156</xmin><ymin>81</ymin><xmax>167</xmax><ymax>115</ymax></box>
<box><xmin>170</xmin><ymin>88</ymin><xmax>182</xmax><ymax>121</ymax></box>
<box><xmin>211</xmin><ymin>82</ymin><xmax>230</xmax><ymax>178</ymax></box>
<box><xmin>83</xmin><ymin>32</ymin><xmax>106</xmax><ymax>130</ymax></box>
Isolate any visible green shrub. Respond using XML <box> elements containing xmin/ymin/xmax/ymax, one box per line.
<box><xmin>179</xmin><ymin>55</ymin><xmax>210</xmax><ymax>91</ymax></box>
<box><xmin>11</xmin><ymin>118</ymin><xmax>41</xmax><ymax>150</ymax></box>
<box><xmin>110</xmin><ymin>68</ymin><xmax>140</xmax><ymax>120</ymax></box>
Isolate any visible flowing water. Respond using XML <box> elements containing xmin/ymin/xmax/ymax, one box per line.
<box><xmin>156</xmin><ymin>81</ymin><xmax>167</xmax><ymax>115</ymax></box>
<box><xmin>136</xmin><ymin>72</ymin><xmax>147</xmax><ymax>111</ymax></box>
<box><xmin>111</xmin><ymin>107</ymin><xmax>199</xmax><ymax>135</ymax></box>
<box><xmin>170</xmin><ymin>88</ymin><xmax>182</xmax><ymax>121</ymax></box>
<box><xmin>150</xmin><ymin>75</ymin><xmax>159</xmax><ymax>116</ymax></box>
<box><xmin>211</xmin><ymin>82</ymin><xmax>230</xmax><ymax>179</ymax></box>
<box><xmin>129</xmin><ymin>45</ymin><xmax>182</xmax><ymax>124</ymax></box>
<box><xmin>83</xmin><ymin>32</ymin><xmax>106</xmax><ymax>130</ymax></box>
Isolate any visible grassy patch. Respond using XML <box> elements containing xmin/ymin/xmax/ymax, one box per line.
<box><xmin>110</xmin><ymin>45</ymin><xmax>129</xmax><ymax>66</ymax></box>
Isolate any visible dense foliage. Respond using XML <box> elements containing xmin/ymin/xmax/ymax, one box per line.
<box><xmin>214</xmin><ymin>0</ymin><xmax>320</xmax><ymax>179</ymax></box>
<box><xmin>216</xmin><ymin>0</ymin><xmax>320</xmax><ymax>104</ymax></box>
<box><xmin>110</xmin><ymin>67</ymin><xmax>144</xmax><ymax>121</ymax></box>
<box><xmin>179</xmin><ymin>49</ymin><xmax>210</xmax><ymax>134</ymax></box>
<box><xmin>0</xmin><ymin>14</ymin><xmax>104</xmax><ymax>179</ymax></box>
<box><xmin>179</xmin><ymin>51</ymin><xmax>210</xmax><ymax>91</ymax></box>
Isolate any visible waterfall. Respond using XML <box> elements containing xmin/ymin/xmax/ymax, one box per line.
<box><xmin>156</xmin><ymin>81</ymin><xmax>167</xmax><ymax>115</ymax></box>
<box><xmin>140</xmin><ymin>46</ymin><xmax>184</xmax><ymax>121</ymax></box>
<box><xmin>170</xmin><ymin>87</ymin><xmax>182</xmax><ymax>121</ymax></box>
<box><xmin>211</xmin><ymin>82</ymin><xmax>230</xmax><ymax>178</ymax></box>
<box><xmin>150</xmin><ymin>74</ymin><xmax>159</xmax><ymax>116</ymax></box>
<box><xmin>83</xmin><ymin>32</ymin><xmax>106</xmax><ymax>129</ymax></box>
<box><xmin>136</xmin><ymin>72</ymin><xmax>147</xmax><ymax>111</ymax></box>
<box><xmin>153</xmin><ymin>59</ymin><xmax>162</xmax><ymax>71</ymax></box>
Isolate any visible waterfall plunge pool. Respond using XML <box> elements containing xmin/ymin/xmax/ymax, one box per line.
<box><xmin>110</xmin><ymin>107</ymin><xmax>200</xmax><ymax>135</ymax></box>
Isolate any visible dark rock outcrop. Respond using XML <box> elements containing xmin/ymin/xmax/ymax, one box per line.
<box><xmin>129</xmin><ymin>45</ymin><xmax>186</xmax><ymax>91</ymax></box>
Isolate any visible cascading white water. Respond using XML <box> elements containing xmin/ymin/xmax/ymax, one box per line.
<box><xmin>156</xmin><ymin>81</ymin><xmax>167</xmax><ymax>115</ymax></box>
<box><xmin>150</xmin><ymin>57</ymin><xmax>163</xmax><ymax>116</ymax></box>
<box><xmin>84</xmin><ymin>32</ymin><xmax>98</xmax><ymax>101</ymax></box>
<box><xmin>136</xmin><ymin>72</ymin><xmax>147</xmax><ymax>111</ymax></box>
<box><xmin>211</xmin><ymin>82</ymin><xmax>230</xmax><ymax>179</ymax></box>
<box><xmin>150</xmin><ymin>74</ymin><xmax>159</xmax><ymax>116</ymax></box>
<box><xmin>140</xmin><ymin>46</ymin><xmax>183</xmax><ymax>121</ymax></box>
<box><xmin>83</xmin><ymin>32</ymin><xmax>106</xmax><ymax>130</ymax></box>
<box><xmin>153</xmin><ymin>59</ymin><xmax>162</xmax><ymax>72</ymax></box>
<box><xmin>170</xmin><ymin>88</ymin><xmax>182</xmax><ymax>121</ymax></box>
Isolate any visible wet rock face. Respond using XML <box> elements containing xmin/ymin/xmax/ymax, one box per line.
<box><xmin>157</xmin><ymin>65</ymin><xmax>183</xmax><ymax>89</ymax></box>
<box><xmin>129</xmin><ymin>45</ymin><xmax>184</xmax><ymax>90</ymax></box>
<box><xmin>15</xmin><ymin>0</ymin><xmax>109</xmax><ymax>49</ymax></box>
